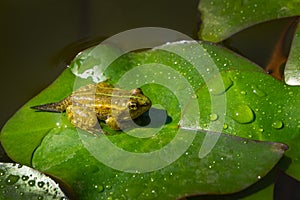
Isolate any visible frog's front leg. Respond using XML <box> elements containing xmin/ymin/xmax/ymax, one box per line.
<box><xmin>105</xmin><ymin>117</ymin><xmax>121</xmax><ymax>130</ymax></box>
<box><xmin>66</xmin><ymin>105</ymin><xmax>102</xmax><ymax>135</ymax></box>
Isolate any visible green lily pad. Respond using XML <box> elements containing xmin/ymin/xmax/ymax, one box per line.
<box><xmin>0</xmin><ymin>163</ymin><xmax>67</xmax><ymax>200</ymax></box>
<box><xmin>285</xmin><ymin>23</ymin><xmax>300</xmax><ymax>85</ymax></box>
<box><xmin>0</xmin><ymin>41</ymin><xmax>296</xmax><ymax>199</ymax></box>
<box><xmin>198</xmin><ymin>0</ymin><xmax>300</xmax><ymax>42</ymax></box>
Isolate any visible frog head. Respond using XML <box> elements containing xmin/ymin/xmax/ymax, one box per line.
<box><xmin>127</xmin><ymin>88</ymin><xmax>152</xmax><ymax>119</ymax></box>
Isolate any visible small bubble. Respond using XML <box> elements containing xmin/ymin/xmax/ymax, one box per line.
<box><xmin>272</xmin><ymin>121</ymin><xmax>284</xmax><ymax>129</ymax></box>
<box><xmin>209</xmin><ymin>113</ymin><xmax>218</xmax><ymax>121</ymax></box>
<box><xmin>0</xmin><ymin>169</ymin><xmax>5</xmax><ymax>176</ymax></box>
<box><xmin>257</xmin><ymin>175</ymin><xmax>261</xmax><ymax>179</ymax></box>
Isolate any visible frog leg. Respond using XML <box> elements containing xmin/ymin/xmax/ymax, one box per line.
<box><xmin>66</xmin><ymin>105</ymin><xmax>103</xmax><ymax>135</ymax></box>
<box><xmin>105</xmin><ymin>117</ymin><xmax>121</xmax><ymax>130</ymax></box>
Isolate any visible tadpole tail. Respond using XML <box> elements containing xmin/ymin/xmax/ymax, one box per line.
<box><xmin>30</xmin><ymin>97</ymin><xmax>69</xmax><ymax>112</ymax></box>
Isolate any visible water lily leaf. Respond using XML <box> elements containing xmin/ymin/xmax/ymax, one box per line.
<box><xmin>198</xmin><ymin>0</ymin><xmax>300</xmax><ymax>42</ymax></box>
<box><xmin>285</xmin><ymin>22</ymin><xmax>300</xmax><ymax>85</ymax></box>
<box><xmin>0</xmin><ymin>163</ymin><xmax>67</xmax><ymax>200</ymax></box>
<box><xmin>0</xmin><ymin>41</ymin><xmax>295</xmax><ymax>199</ymax></box>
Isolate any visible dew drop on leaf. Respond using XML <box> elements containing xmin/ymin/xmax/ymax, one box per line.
<box><xmin>94</xmin><ymin>184</ymin><xmax>104</xmax><ymax>193</ymax></box>
<box><xmin>28</xmin><ymin>180</ymin><xmax>35</xmax><ymax>187</ymax></box>
<box><xmin>105</xmin><ymin>185</ymin><xmax>112</xmax><ymax>190</ymax></box>
<box><xmin>252</xmin><ymin>86</ymin><xmax>266</xmax><ymax>97</ymax></box>
<box><xmin>0</xmin><ymin>169</ymin><xmax>5</xmax><ymax>176</ymax></box>
<box><xmin>272</xmin><ymin>121</ymin><xmax>284</xmax><ymax>129</ymax></box>
<box><xmin>240</xmin><ymin>90</ymin><xmax>247</xmax><ymax>95</ymax></box>
<box><xmin>21</xmin><ymin>175</ymin><xmax>29</xmax><ymax>181</ymax></box>
<box><xmin>231</xmin><ymin>104</ymin><xmax>254</xmax><ymax>124</ymax></box>
<box><xmin>37</xmin><ymin>181</ymin><xmax>45</xmax><ymax>188</ymax></box>
<box><xmin>209</xmin><ymin>113</ymin><xmax>218</xmax><ymax>121</ymax></box>
<box><xmin>223</xmin><ymin>123</ymin><xmax>228</xmax><ymax>130</ymax></box>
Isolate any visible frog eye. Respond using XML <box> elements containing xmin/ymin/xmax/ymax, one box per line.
<box><xmin>127</xmin><ymin>101</ymin><xmax>138</xmax><ymax>110</ymax></box>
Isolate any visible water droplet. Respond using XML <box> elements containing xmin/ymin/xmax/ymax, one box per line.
<box><xmin>5</xmin><ymin>175</ymin><xmax>20</xmax><ymax>185</ymax></box>
<box><xmin>252</xmin><ymin>86</ymin><xmax>266</xmax><ymax>97</ymax></box>
<box><xmin>94</xmin><ymin>184</ymin><xmax>104</xmax><ymax>193</ymax></box>
<box><xmin>209</xmin><ymin>76</ymin><xmax>233</xmax><ymax>95</ymax></box>
<box><xmin>240</xmin><ymin>91</ymin><xmax>247</xmax><ymax>95</ymax></box>
<box><xmin>0</xmin><ymin>169</ymin><xmax>5</xmax><ymax>176</ymax></box>
<box><xmin>28</xmin><ymin>180</ymin><xmax>35</xmax><ymax>187</ymax></box>
<box><xmin>209</xmin><ymin>113</ymin><xmax>218</xmax><ymax>121</ymax></box>
<box><xmin>21</xmin><ymin>175</ymin><xmax>29</xmax><ymax>181</ymax></box>
<box><xmin>272</xmin><ymin>121</ymin><xmax>284</xmax><ymax>129</ymax></box>
<box><xmin>231</xmin><ymin>104</ymin><xmax>254</xmax><ymax>124</ymax></box>
<box><xmin>257</xmin><ymin>175</ymin><xmax>261</xmax><ymax>179</ymax></box>
<box><xmin>38</xmin><ymin>196</ymin><xmax>44</xmax><ymax>200</ymax></box>
<box><xmin>105</xmin><ymin>185</ymin><xmax>112</xmax><ymax>190</ymax></box>
<box><xmin>258</xmin><ymin>128</ymin><xmax>264</xmax><ymax>132</ymax></box>
<box><xmin>37</xmin><ymin>181</ymin><xmax>45</xmax><ymax>188</ymax></box>
<box><xmin>223</xmin><ymin>123</ymin><xmax>228</xmax><ymax>130</ymax></box>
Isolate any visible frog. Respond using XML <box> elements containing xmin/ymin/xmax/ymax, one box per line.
<box><xmin>31</xmin><ymin>81</ymin><xmax>152</xmax><ymax>134</ymax></box>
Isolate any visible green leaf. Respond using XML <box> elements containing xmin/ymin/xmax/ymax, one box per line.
<box><xmin>0</xmin><ymin>41</ymin><xmax>295</xmax><ymax>199</ymax></box>
<box><xmin>198</xmin><ymin>0</ymin><xmax>300</xmax><ymax>42</ymax></box>
<box><xmin>0</xmin><ymin>163</ymin><xmax>67</xmax><ymax>200</ymax></box>
<box><xmin>285</xmin><ymin>23</ymin><xmax>300</xmax><ymax>85</ymax></box>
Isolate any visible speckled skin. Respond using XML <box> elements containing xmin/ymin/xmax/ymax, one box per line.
<box><xmin>31</xmin><ymin>81</ymin><xmax>152</xmax><ymax>134</ymax></box>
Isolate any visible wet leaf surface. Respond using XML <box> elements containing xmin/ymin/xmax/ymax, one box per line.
<box><xmin>1</xmin><ymin>41</ymin><xmax>298</xmax><ymax>199</ymax></box>
<box><xmin>0</xmin><ymin>163</ymin><xmax>67</xmax><ymax>200</ymax></box>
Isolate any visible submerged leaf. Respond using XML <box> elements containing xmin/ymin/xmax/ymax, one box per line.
<box><xmin>0</xmin><ymin>163</ymin><xmax>67</xmax><ymax>200</ymax></box>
